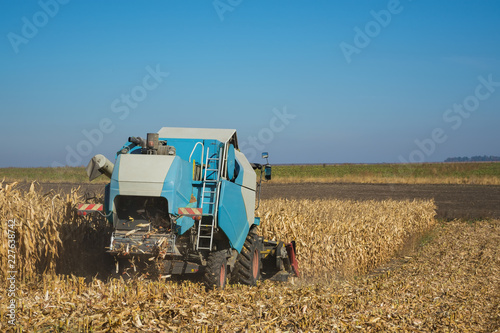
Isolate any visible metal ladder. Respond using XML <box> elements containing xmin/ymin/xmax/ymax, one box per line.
<box><xmin>196</xmin><ymin>145</ymin><xmax>224</xmax><ymax>250</ymax></box>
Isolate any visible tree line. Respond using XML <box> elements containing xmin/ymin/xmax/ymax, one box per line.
<box><xmin>445</xmin><ymin>155</ymin><xmax>500</xmax><ymax>162</ymax></box>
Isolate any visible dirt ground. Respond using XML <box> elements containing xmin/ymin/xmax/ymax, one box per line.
<box><xmin>17</xmin><ymin>182</ymin><xmax>500</xmax><ymax>220</ymax></box>
<box><xmin>261</xmin><ymin>183</ymin><xmax>500</xmax><ymax>220</ymax></box>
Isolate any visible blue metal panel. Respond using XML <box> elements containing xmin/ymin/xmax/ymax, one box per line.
<box><xmin>233</xmin><ymin>159</ymin><xmax>244</xmax><ymax>186</ymax></box>
<box><xmin>109</xmin><ymin>154</ymin><xmax>121</xmax><ymax>226</ymax></box>
<box><xmin>161</xmin><ymin>156</ymin><xmax>195</xmax><ymax>235</ymax></box>
<box><xmin>157</xmin><ymin>137</ymin><xmax>223</xmax><ymax>164</ymax></box>
<box><xmin>116</xmin><ymin>142</ymin><xmax>142</xmax><ymax>156</ymax></box>
<box><xmin>227</xmin><ymin>144</ymin><xmax>236</xmax><ymax>180</ymax></box>
<box><xmin>129</xmin><ymin>146</ymin><xmax>142</xmax><ymax>154</ymax></box>
<box><xmin>218</xmin><ymin>180</ymin><xmax>250</xmax><ymax>252</ymax></box>
<box><xmin>160</xmin><ymin>138</ymin><xmax>200</xmax><ymax>162</ymax></box>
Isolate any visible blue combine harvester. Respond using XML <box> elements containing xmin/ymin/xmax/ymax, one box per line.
<box><xmin>81</xmin><ymin>127</ymin><xmax>298</xmax><ymax>288</ymax></box>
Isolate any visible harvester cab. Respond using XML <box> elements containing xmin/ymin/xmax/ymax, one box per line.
<box><xmin>80</xmin><ymin>127</ymin><xmax>298</xmax><ymax>288</ymax></box>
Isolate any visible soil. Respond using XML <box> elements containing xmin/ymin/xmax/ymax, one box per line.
<box><xmin>261</xmin><ymin>183</ymin><xmax>500</xmax><ymax>220</ymax></box>
<box><xmin>17</xmin><ymin>182</ymin><xmax>500</xmax><ymax>220</ymax></box>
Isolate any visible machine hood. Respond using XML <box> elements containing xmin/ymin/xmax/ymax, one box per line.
<box><xmin>113</xmin><ymin>154</ymin><xmax>175</xmax><ymax>196</ymax></box>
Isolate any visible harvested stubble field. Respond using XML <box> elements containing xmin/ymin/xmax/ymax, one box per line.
<box><xmin>1</xmin><ymin>183</ymin><xmax>499</xmax><ymax>331</ymax></box>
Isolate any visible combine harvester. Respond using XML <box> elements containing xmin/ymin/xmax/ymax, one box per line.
<box><xmin>80</xmin><ymin>127</ymin><xmax>298</xmax><ymax>288</ymax></box>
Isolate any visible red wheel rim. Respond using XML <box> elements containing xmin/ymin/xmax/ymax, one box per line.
<box><xmin>252</xmin><ymin>249</ymin><xmax>259</xmax><ymax>279</ymax></box>
<box><xmin>219</xmin><ymin>264</ymin><xmax>225</xmax><ymax>287</ymax></box>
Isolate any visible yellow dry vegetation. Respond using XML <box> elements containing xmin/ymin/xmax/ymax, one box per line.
<box><xmin>5</xmin><ymin>183</ymin><xmax>498</xmax><ymax>331</ymax></box>
<box><xmin>0</xmin><ymin>182</ymin><xmax>108</xmax><ymax>281</ymax></box>
<box><xmin>0</xmin><ymin>182</ymin><xmax>436</xmax><ymax>282</ymax></box>
<box><xmin>258</xmin><ymin>198</ymin><xmax>437</xmax><ymax>278</ymax></box>
<box><xmin>0</xmin><ymin>182</ymin><xmax>68</xmax><ymax>280</ymax></box>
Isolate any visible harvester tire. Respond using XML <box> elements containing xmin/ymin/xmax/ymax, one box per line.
<box><xmin>231</xmin><ymin>233</ymin><xmax>261</xmax><ymax>285</ymax></box>
<box><xmin>204</xmin><ymin>250</ymin><xmax>228</xmax><ymax>290</ymax></box>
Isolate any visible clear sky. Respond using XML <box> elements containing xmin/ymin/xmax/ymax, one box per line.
<box><xmin>1</xmin><ymin>0</ymin><xmax>499</xmax><ymax>167</ymax></box>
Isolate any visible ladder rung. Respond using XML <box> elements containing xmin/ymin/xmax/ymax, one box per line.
<box><xmin>197</xmin><ymin>146</ymin><xmax>222</xmax><ymax>252</ymax></box>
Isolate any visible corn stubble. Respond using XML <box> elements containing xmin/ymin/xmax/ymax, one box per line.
<box><xmin>2</xmin><ymin>183</ymin><xmax>498</xmax><ymax>331</ymax></box>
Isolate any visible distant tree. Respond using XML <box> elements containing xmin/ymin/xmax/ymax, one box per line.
<box><xmin>445</xmin><ymin>155</ymin><xmax>500</xmax><ymax>162</ymax></box>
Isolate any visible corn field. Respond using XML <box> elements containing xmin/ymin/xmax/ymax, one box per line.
<box><xmin>0</xmin><ymin>182</ymin><xmax>110</xmax><ymax>281</ymax></box>
<box><xmin>2</xmin><ymin>183</ymin><xmax>497</xmax><ymax>331</ymax></box>
<box><xmin>0</xmin><ymin>182</ymin><xmax>436</xmax><ymax>282</ymax></box>
<box><xmin>257</xmin><ymin>198</ymin><xmax>437</xmax><ymax>279</ymax></box>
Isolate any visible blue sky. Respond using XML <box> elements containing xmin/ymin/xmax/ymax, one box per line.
<box><xmin>1</xmin><ymin>0</ymin><xmax>499</xmax><ymax>167</ymax></box>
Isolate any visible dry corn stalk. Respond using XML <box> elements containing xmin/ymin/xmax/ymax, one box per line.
<box><xmin>1</xmin><ymin>182</ymin><xmax>496</xmax><ymax>332</ymax></box>
<box><xmin>3</xmin><ymin>219</ymin><xmax>497</xmax><ymax>332</ymax></box>
<box><xmin>1</xmin><ymin>183</ymin><xmax>436</xmax><ymax>282</ymax></box>
<box><xmin>0</xmin><ymin>182</ymin><xmax>108</xmax><ymax>280</ymax></box>
<box><xmin>257</xmin><ymin>198</ymin><xmax>436</xmax><ymax>279</ymax></box>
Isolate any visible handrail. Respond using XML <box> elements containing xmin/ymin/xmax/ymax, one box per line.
<box><xmin>189</xmin><ymin>141</ymin><xmax>204</xmax><ymax>164</ymax></box>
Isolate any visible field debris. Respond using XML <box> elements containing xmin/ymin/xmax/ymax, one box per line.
<box><xmin>1</xmin><ymin>182</ymin><xmax>498</xmax><ymax>331</ymax></box>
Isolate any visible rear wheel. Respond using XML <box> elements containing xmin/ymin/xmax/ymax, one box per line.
<box><xmin>203</xmin><ymin>250</ymin><xmax>228</xmax><ymax>290</ymax></box>
<box><xmin>231</xmin><ymin>233</ymin><xmax>261</xmax><ymax>285</ymax></box>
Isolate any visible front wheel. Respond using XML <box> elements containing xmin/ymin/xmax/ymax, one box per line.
<box><xmin>231</xmin><ymin>233</ymin><xmax>261</xmax><ymax>285</ymax></box>
<box><xmin>203</xmin><ymin>250</ymin><xmax>228</xmax><ymax>290</ymax></box>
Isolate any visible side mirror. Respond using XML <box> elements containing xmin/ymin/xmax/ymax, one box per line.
<box><xmin>264</xmin><ymin>165</ymin><xmax>272</xmax><ymax>180</ymax></box>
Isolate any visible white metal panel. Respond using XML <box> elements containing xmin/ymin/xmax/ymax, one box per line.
<box><xmin>118</xmin><ymin>154</ymin><xmax>174</xmax><ymax>196</ymax></box>
<box><xmin>241</xmin><ymin>186</ymin><xmax>255</xmax><ymax>226</ymax></box>
<box><xmin>235</xmin><ymin>150</ymin><xmax>256</xmax><ymax>191</ymax></box>
<box><xmin>158</xmin><ymin>127</ymin><xmax>237</xmax><ymax>145</ymax></box>
<box><xmin>234</xmin><ymin>149</ymin><xmax>256</xmax><ymax>225</ymax></box>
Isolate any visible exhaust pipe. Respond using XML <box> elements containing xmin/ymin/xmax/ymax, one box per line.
<box><xmin>86</xmin><ymin>154</ymin><xmax>114</xmax><ymax>181</ymax></box>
